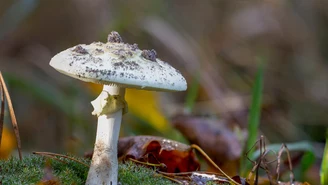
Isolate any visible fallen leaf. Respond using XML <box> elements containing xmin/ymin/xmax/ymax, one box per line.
<box><xmin>0</xmin><ymin>127</ymin><xmax>15</xmax><ymax>159</ymax></box>
<box><xmin>172</xmin><ymin>115</ymin><xmax>243</xmax><ymax>175</ymax></box>
<box><xmin>125</xmin><ymin>89</ymin><xmax>169</xmax><ymax>132</ymax></box>
<box><xmin>117</xmin><ymin>135</ymin><xmax>200</xmax><ymax>173</ymax></box>
<box><xmin>86</xmin><ymin>83</ymin><xmax>169</xmax><ymax>132</ymax></box>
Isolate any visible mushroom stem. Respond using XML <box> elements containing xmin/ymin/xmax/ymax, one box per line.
<box><xmin>86</xmin><ymin>85</ymin><xmax>125</xmax><ymax>185</ymax></box>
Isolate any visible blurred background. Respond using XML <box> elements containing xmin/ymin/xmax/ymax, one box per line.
<box><xmin>0</xmin><ymin>0</ymin><xmax>327</xmax><ymax>183</ymax></box>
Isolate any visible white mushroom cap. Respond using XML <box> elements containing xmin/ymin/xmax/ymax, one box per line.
<box><xmin>49</xmin><ymin>33</ymin><xmax>187</xmax><ymax>91</ymax></box>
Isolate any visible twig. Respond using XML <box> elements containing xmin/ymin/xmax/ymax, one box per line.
<box><xmin>249</xmin><ymin>150</ymin><xmax>277</xmax><ymax>185</ymax></box>
<box><xmin>35</xmin><ymin>152</ymin><xmax>68</xmax><ymax>164</ymax></box>
<box><xmin>255</xmin><ymin>136</ymin><xmax>266</xmax><ymax>184</ymax></box>
<box><xmin>190</xmin><ymin>144</ymin><xmax>241</xmax><ymax>185</ymax></box>
<box><xmin>156</xmin><ymin>171</ymin><xmax>193</xmax><ymax>177</ymax></box>
<box><xmin>157</xmin><ymin>170</ymin><xmax>225</xmax><ymax>177</ymax></box>
<box><xmin>261</xmin><ymin>152</ymin><xmax>275</xmax><ymax>184</ymax></box>
<box><xmin>0</xmin><ymin>71</ymin><xmax>22</xmax><ymax>160</ymax></box>
<box><xmin>128</xmin><ymin>157</ymin><xmax>192</xmax><ymax>184</ymax></box>
<box><xmin>128</xmin><ymin>158</ymin><xmax>166</xmax><ymax>169</ymax></box>
<box><xmin>154</xmin><ymin>173</ymin><xmax>183</xmax><ymax>184</ymax></box>
<box><xmin>246</xmin><ymin>136</ymin><xmax>278</xmax><ymax>185</ymax></box>
<box><xmin>276</xmin><ymin>144</ymin><xmax>295</xmax><ymax>184</ymax></box>
<box><xmin>156</xmin><ymin>171</ymin><xmax>192</xmax><ymax>182</ymax></box>
<box><xmin>157</xmin><ymin>170</ymin><xmax>230</xmax><ymax>183</ymax></box>
<box><xmin>33</xmin><ymin>151</ymin><xmax>89</xmax><ymax>167</ymax></box>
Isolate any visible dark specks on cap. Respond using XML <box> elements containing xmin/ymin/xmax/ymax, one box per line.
<box><xmin>85</xmin><ymin>67</ymin><xmax>117</xmax><ymax>79</ymax></box>
<box><xmin>94</xmin><ymin>57</ymin><xmax>102</xmax><ymax>63</ymax></box>
<box><xmin>118</xmin><ymin>72</ymin><xmax>138</xmax><ymax>80</ymax></box>
<box><xmin>113</xmin><ymin>61</ymin><xmax>140</xmax><ymax>71</ymax></box>
<box><xmin>130</xmin><ymin>43</ymin><xmax>138</xmax><ymax>51</ymax></box>
<box><xmin>141</xmin><ymin>49</ymin><xmax>157</xmax><ymax>62</ymax></box>
<box><xmin>95</xmin><ymin>48</ymin><xmax>104</xmax><ymax>54</ymax></box>
<box><xmin>127</xmin><ymin>73</ymin><xmax>138</xmax><ymax>79</ymax></box>
<box><xmin>72</xmin><ymin>45</ymin><xmax>88</xmax><ymax>54</ymax></box>
<box><xmin>111</xmin><ymin>46</ymin><xmax>135</xmax><ymax>58</ymax></box>
<box><xmin>107</xmin><ymin>31</ymin><xmax>123</xmax><ymax>43</ymax></box>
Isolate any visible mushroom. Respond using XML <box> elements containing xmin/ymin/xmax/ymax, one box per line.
<box><xmin>49</xmin><ymin>31</ymin><xmax>187</xmax><ymax>185</ymax></box>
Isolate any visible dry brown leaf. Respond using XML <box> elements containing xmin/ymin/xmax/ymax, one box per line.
<box><xmin>172</xmin><ymin>115</ymin><xmax>242</xmax><ymax>175</ymax></box>
<box><xmin>117</xmin><ymin>135</ymin><xmax>200</xmax><ymax>173</ymax></box>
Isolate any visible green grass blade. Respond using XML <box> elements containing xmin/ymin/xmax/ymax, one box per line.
<box><xmin>184</xmin><ymin>72</ymin><xmax>200</xmax><ymax>114</ymax></box>
<box><xmin>321</xmin><ymin>129</ymin><xmax>328</xmax><ymax>185</ymax></box>
<box><xmin>240</xmin><ymin>58</ymin><xmax>264</xmax><ymax>175</ymax></box>
<box><xmin>299</xmin><ymin>149</ymin><xmax>315</xmax><ymax>181</ymax></box>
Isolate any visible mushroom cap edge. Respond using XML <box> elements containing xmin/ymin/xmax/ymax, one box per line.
<box><xmin>49</xmin><ymin>42</ymin><xmax>187</xmax><ymax>92</ymax></box>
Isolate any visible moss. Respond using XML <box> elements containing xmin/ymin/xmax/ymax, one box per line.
<box><xmin>118</xmin><ymin>161</ymin><xmax>176</xmax><ymax>185</ymax></box>
<box><xmin>0</xmin><ymin>155</ymin><xmax>88</xmax><ymax>184</ymax></box>
<box><xmin>0</xmin><ymin>155</ymin><xmax>177</xmax><ymax>185</ymax></box>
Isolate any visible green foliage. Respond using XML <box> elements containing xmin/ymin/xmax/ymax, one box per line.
<box><xmin>206</xmin><ymin>181</ymin><xmax>229</xmax><ymax>185</ymax></box>
<box><xmin>240</xmin><ymin>58</ymin><xmax>264</xmax><ymax>175</ymax></box>
<box><xmin>0</xmin><ymin>155</ymin><xmax>178</xmax><ymax>185</ymax></box>
<box><xmin>321</xmin><ymin>129</ymin><xmax>328</xmax><ymax>185</ymax></box>
<box><xmin>118</xmin><ymin>161</ymin><xmax>176</xmax><ymax>185</ymax></box>
<box><xmin>0</xmin><ymin>155</ymin><xmax>88</xmax><ymax>184</ymax></box>
<box><xmin>184</xmin><ymin>72</ymin><xmax>200</xmax><ymax>113</ymax></box>
<box><xmin>298</xmin><ymin>149</ymin><xmax>315</xmax><ymax>181</ymax></box>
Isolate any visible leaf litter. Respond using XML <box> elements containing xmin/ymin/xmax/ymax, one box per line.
<box><xmin>0</xmin><ymin>71</ymin><xmax>312</xmax><ymax>184</ymax></box>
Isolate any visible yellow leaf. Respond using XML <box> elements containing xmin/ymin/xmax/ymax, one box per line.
<box><xmin>86</xmin><ymin>83</ymin><xmax>168</xmax><ymax>132</ymax></box>
<box><xmin>125</xmin><ymin>88</ymin><xmax>168</xmax><ymax>131</ymax></box>
<box><xmin>0</xmin><ymin>127</ymin><xmax>16</xmax><ymax>159</ymax></box>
